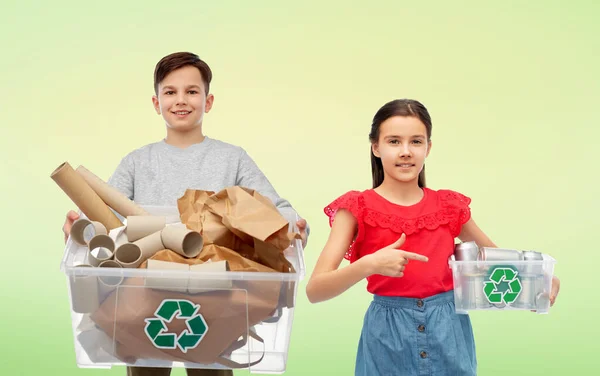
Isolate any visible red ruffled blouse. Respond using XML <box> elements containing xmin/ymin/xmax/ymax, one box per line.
<box><xmin>324</xmin><ymin>188</ymin><xmax>471</xmax><ymax>298</ymax></box>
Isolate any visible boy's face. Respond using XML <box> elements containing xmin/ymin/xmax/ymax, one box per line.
<box><xmin>152</xmin><ymin>65</ymin><xmax>214</xmax><ymax>132</ymax></box>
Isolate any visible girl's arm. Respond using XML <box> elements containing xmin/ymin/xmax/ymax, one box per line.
<box><xmin>458</xmin><ymin>217</ymin><xmax>560</xmax><ymax>306</ymax></box>
<box><xmin>458</xmin><ymin>218</ymin><xmax>497</xmax><ymax>248</ymax></box>
<box><xmin>306</xmin><ymin>210</ymin><xmax>373</xmax><ymax>303</ymax></box>
<box><xmin>306</xmin><ymin>209</ymin><xmax>428</xmax><ymax>304</ymax></box>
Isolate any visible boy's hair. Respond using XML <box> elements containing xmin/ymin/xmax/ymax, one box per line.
<box><xmin>369</xmin><ymin>99</ymin><xmax>433</xmax><ymax>189</ymax></box>
<box><xmin>153</xmin><ymin>52</ymin><xmax>213</xmax><ymax>95</ymax></box>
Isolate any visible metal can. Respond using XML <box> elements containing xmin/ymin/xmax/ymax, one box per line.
<box><xmin>513</xmin><ymin>276</ymin><xmax>538</xmax><ymax>309</ymax></box>
<box><xmin>458</xmin><ymin>275</ymin><xmax>492</xmax><ymax>310</ymax></box>
<box><xmin>454</xmin><ymin>241</ymin><xmax>480</xmax><ymax>275</ymax></box>
<box><xmin>521</xmin><ymin>250</ymin><xmax>544</xmax><ymax>276</ymax></box>
<box><xmin>478</xmin><ymin>247</ymin><xmax>523</xmax><ymax>262</ymax></box>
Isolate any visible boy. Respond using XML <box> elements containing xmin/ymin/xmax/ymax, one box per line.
<box><xmin>62</xmin><ymin>52</ymin><xmax>309</xmax><ymax>376</ymax></box>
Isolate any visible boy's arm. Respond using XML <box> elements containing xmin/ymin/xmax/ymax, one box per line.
<box><xmin>235</xmin><ymin>149</ymin><xmax>310</xmax><ymax>239</ymax></box>
<box><xmin>63</xmin><ymin>155</ymin><xmax>133</xmax><ymax>243</ymax></box>
<box><xmin>107</xmin><ymin>155</ymin><xmax>135</xmax><ymax>200</ymax></box>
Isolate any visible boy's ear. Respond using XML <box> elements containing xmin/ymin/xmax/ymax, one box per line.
<box><xmin>152</xmin><ymin>95</ymin><xmax>161</xmax><ymax>115</ymax></box>
<box><xmin>205</xmin><ymin>93</ymin><xmax>214</xmax><ymax>113</ymax></box>
<box><xmin>372</xmin><ymin>143</ymin><xmax>381</xmax><ymax>158</ymax></box>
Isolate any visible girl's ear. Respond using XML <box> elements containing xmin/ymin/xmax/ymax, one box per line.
<box><xmin>372</xmin><ymin>143</ymin><xmax>381</xmax><ymax>158</ymax></box>
<box><xmin>426</xmin><ymin>139</ymin><xmax>432</xmax><ymax>158</ymax></box>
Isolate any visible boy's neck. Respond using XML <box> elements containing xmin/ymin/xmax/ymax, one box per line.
<box><xmin>375</xmin><ymin>180</ymin><xmax>424</xmax><ymax>206</ymax></box>
<box><xmin>164</xmin><ymin>126</ymin><xmax>205</xmax><ymax>149</ymax></box>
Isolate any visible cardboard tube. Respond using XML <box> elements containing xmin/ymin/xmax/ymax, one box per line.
<box><xmin>71</xmin><ymin>218</ymin><xmax>92</xmax><ymax>246</ymax></box>
<box><xmin>114</xmin><ymin>243</ymin><xmax>143</xmax><ymax>268</ymax></box>
<box><xmin>51</xmin><ymin>162</ymin><xmax>123</xmax><ymax>230</ymax></box>
<box><xmin>145</xmin><ymin>259</ymin><xmax>189</xmax><ymax>292</ymax></box>
<box><xmin>161</xmin><ymin>225</ymin><xmax>203</xmax><ymax>258</ymax></box>
<box><xmin>76</xmin><ymin>165</ymin><xmax>148</xmax><ymax>217</ymax></box>
<box><xmin>188</xmin><ymin>260</ymin><xmax>232</xmax><ymax>292</ymax></box>
<box><xmin>72</xmin><ymin>219</ymin><xmax>108</xmax><ymax>245</ymax></box>
<box><xmin>88</xmin><ymin>235</ymin><xmax>115</xmax><ymax>267</ymax></box>
<box><xmin>126</xmin><ymin>216</ymin><xmax>166</xmax><ymax>242</ymax></box>
<box><xmin>69</xmin><ymin>264</ymin><xmax>100</xmax><ymax>314</ymax></box>
<box><xmin>97</xmin><ymin>260</ymin><xmax>123</xmax><ymax>301</ymax></box>
<box><xmin>133</xmin><ymin>231</ymin><xmax>165</xmax><ymax>261</ymax></box>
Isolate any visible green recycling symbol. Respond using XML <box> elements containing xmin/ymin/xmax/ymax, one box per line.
<box><xmin>483</xmin><ymin>267</ymin><xmax>522</xmax><ymax>304</ymax></box>
<box><xmin>144</xmin><ymin>299</ymin><xmax>208</xmax><ymax>353</ymax></box>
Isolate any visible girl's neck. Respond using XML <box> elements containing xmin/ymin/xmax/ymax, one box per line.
<box><xmin>374</xmin><ymin>179</ymin><xmax>424</xmax><ymax>206</ymax></box>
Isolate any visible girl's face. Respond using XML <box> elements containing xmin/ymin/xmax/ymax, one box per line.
<box><xmin>372</xmin><ymin>115</ymin><xmax>431</xmax><ymax>185</ymax></box>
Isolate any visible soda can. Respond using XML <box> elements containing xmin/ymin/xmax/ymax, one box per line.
<box><xmin>478</xmin><ymin>247</ymin><xmax>523</xmax><ymax>262</ymax></box>
<box><xmin>513</xmin><ymin>276</ymin><xmax>538</xmax><ymax>309</ymax></box>
<box><xmin>454</xmin><ymin>241</ymin><xmax>480</xmax><ymax>275</ymax></box>
<box><xmin>521</xmin><ymin>250</ymin><xmax>544</xmax><ymax>276</ymax></box>
<box><xmin>458</xmin><ymin>275</ymin><xmax>492</xmax><ymax>310</ymax></box>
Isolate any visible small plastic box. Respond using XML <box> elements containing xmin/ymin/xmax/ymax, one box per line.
<box><xmin>448</xmin><ymin>253</ymin><xmax>556</xmax><ymax>314</ymax></box>
<box><xmin>60</xmin><ymin>206</ymin><xmax>305</xmax><ymax>373</ymax></box>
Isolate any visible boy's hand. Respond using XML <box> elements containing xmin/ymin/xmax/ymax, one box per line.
<box><xmin>296</xmin><ymin>219</ymin><xmax>308</xmax><ymax>248</ymax></box>
<box><xmin>63</xmin><ymin>210</ymin><xmax>80</xmax><ymax>243</ymax></box>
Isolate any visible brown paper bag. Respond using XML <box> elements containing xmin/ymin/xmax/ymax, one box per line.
<box><xmin>177</xmin><ymin>187</ymin><xmax>301</xmax><ymax>273</ymax></box>
<box><xmin>90</xmin><ymin>245</ymin><xmax>282</xmax><ymax>366</ymax></box>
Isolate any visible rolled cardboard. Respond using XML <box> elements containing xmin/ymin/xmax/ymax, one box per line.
<box><xmin>71</xmin><ymin>219</ymin><xmax>91</xmax><ymax>245</ymax></box>
<box><xmin>76</xmin><ymin>165</ymin><xmax>148</xmax><ymax>217</ymax></box>
<box><xmin>110</xmin><ymin>226</ymin><xmax>129</xmax><ymax>249</ymax></box>
<box><xmin>188</xmin><ymin>260</ymin><xmax>232</xmax><ymax>292</ymax></box>
<box><xmin>161</xmin><ymin>225</ymin><xmax>203</xmax><ymax>258</ymax></box>
<box><xmin>69</xmin><ymin>264</ymin><xmax>100</xmax><ymax>314</ymax></box>
<box><xmin>145</xmin><ymin>259</ymin><xmax>189</xmax><ymax>292</ymax></box>
<box><xmin>126</xmin><ymin>216</ymin><xmax>166</xmax><ymax>242</ymax></box>
<box><xmin>51</xmin><ymin>162</ymin><xmax>123</xmax><ymax>230</ymax></box>
<box><xmin>133</xmin><ymin>230</ymin><xmax>165</xmax><ymax>261</ymax></box>
<box><xmin>97</xmin><ymin>260</ymin><xmax>123</xmax><ymax>301</ymax></box>
<box><xmin>88</xmin><ymin>235</ymin><xmax>115</xmax><ymax>267</ymax></box>
<box><xmin>72</xmin><ymin>219</ymin><xmax>108</xmax><ymax>246</ymax></box>
<box><xmin>114</xmin><ymin>243</ymin><xmax>143</xmax><ymax>268</ymax></box>
<box><xmin>84</xmin><ymin>221</ymin><xmax>108</xmax><ymax>244</ymax></box>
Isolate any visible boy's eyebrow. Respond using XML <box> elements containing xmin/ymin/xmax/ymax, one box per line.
<box><xmin>384</xmin><ymin>135</ymin><xmax>427</xmax><ymax>139</ymax></box>
<box><xmin>161</xmin><ymin>84</ymin><xmax>202</xmax><ymax>91</ymax></box>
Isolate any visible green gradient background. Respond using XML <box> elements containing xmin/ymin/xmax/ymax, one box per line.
<box><xmin>1</xmin><ymin>1</ymin><xmax>598</xmax><ymax>375</ymax></box>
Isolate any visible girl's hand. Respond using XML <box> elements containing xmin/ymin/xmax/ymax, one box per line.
<box><xmin>550</xmin><ymin>275</ymin><xmax>560</xmax><ymax>306</ymax></box>
<box><xmin>366</xmin><ymin>233</ymin><xmax>428</xmax><ymax>277</ymax></box>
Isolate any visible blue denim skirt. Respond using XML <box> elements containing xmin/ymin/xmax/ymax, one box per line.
<box><xmin>355</xmin><ymin>290</ymin><xmax>477</xmax><ymax>376</ymax></box>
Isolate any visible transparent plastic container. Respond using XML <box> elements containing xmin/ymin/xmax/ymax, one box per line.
<box><xmin>60</xmin><ymin>206</ymin><xmax>305</xmax><ymax>373</ymax></box>
<box><xmin>448</xmin><ymin>253</ymin><xmax>556</xmax><ymax>314</ymax></box>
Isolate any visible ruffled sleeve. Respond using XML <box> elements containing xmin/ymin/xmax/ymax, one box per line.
<box><xmin>438</xmin><ymin>189</ymin><xmax>472</xmax><ymax>237</ymax></box>
<box><xmin>323</xmin><ymin>191</ymin><xmax>365</xmax><ymax>262</ymax></box>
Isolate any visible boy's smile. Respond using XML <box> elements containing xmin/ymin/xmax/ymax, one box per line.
<box><xmin>152</xmin><ymin>65</ymin><xmax>214</xmax><ymax>133</ymax></box>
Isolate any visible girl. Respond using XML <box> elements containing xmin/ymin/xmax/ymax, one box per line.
<box><xmin>305</xmin><ymin>99</ymin><xmax>560</xmax><ymax>376</ymax></box>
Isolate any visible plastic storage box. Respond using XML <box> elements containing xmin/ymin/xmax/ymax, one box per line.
<box><xmin>60</xmin><ymin>206</ymin><xmax>305</xmax><ymax>374</ymax></box>
<box><xmin>449</xmin><ymin>251</ymin><xmax>556</xmax><ymax>314</ymax></box>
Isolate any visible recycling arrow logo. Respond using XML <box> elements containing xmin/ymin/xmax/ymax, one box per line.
<box><xmin>144</xmin><ymin>299</ymin><xmax>208</xmax><ymax>353</ymax></box>
<box><xmin>483</xmin><ymin>267</ymin><xmax>522</xmax><ymax>304</ymax></box>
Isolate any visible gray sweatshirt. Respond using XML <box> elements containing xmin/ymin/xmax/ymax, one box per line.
<box><xmin>107</xmin><ymin>137</ymin><xmax>305</xmax><ymax>229</ymax></box>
